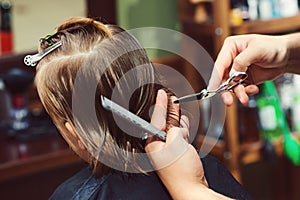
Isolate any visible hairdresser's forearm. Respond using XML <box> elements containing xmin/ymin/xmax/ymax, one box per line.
<box><xmin>285</xmin><ymin>33</ymin><xmax>300</xmax><ymax>74</ymax></box>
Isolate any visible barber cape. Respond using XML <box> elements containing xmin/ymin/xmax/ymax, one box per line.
<box><xmin>49</xmin><ymin>155</ymin><xmax>253</xmax><ymax>200</ymax></box>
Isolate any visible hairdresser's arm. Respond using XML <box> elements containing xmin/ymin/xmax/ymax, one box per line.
<box><xmin>208</xmin><ymin>33</ymin><xmax>300</xmax><ymax>106</ymax></box>
<box><xmin>145</xmin><ymin>90</ymin><xmax>233</xmax><ymax>200</ymax></box>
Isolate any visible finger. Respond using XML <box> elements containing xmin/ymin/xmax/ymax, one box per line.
<box><xmin>230</xmin><ymin>44</ymin><xmax>262</xmax><ymax>75</ymax></box>
<box><xmin>146</xmin><ymin>127</ymin><xmax>190</xmax><ymax>170</ymax></box>
<box><xmin>233</xmin><ymin>84</ymin><xmax>249</xmax><ymax>105</ymax></box>
<box><xmin>181</xmin><ymin>128</ymin><xmax>190</xmax><ymax>142</ymax></box>
<box><xmin>245</xmin><ymin>85</ymin><xmax>259</xmax><ymax>95</ymax></box>
<box><xmin>166</xmin><ymin>127</ymin><xmax>190</xmax><ymax>144</ymax></box>
<box><xmin>220</xmin><ymin>91</ymin><xmax>234</xmax><ymax>106</ymax></box>
<box><xmin>166</xmin><ymin>96</ymin><xmax>180</xmax><ymax>131</ymax></box>
<box><xmin>180</xmin><ymin>115</ymin><xmax>190</xmax><ymax>142</ymax></box>
<box><xmin>208</xmin><ymin>37</ymin><xmax>239</xmax><ymax>90</ymax></box>
<box><xmin>145</xmin><ymin>139</ymin><xmax>165</xmax><ymax>154</ymax></box>
<box><xmin>208</xmin><ymin>62</ymin><xmax>230</xmax><ymax>91</ymax></box>
<box><xmin>151</xmin><ymin>89</ymin><xmax>168</xmax><ymax>131</ymax></box>
<box><xmin>180</xmin><ymin>115</ymin><xmax>189</xmax><ymax>129</ymax></box>
<box><xmin>147</xmin><ymin>116</ymin><xmax>190</xmax><ymax>152</ymax></box>
<box><xmin>181</xmin><ymin>127</ymin><xmax>190</xmax><ymax>142</ymax></box>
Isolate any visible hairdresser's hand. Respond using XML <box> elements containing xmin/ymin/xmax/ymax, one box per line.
<box><xmin>208</xmin><ymin>34</ymin><xmax>290</xmax><ymax>106</ymax></box>
<box><xmin>145</xmin><ymin>90</ymin><xmax>232</xmax><ymax>200</ymax></box>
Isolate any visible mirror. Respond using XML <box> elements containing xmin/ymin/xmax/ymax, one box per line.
<box><xmin>5</xmin><ymin>0</ymin><xmax>86</xmax><ymax>55</ymax></box>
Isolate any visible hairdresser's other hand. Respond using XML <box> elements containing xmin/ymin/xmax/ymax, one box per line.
<box><xmin>145</xmin><ymin>90</ymin><xmax>232</xmax><ymax>200</ymax></box>
<box><xmin>208</xmin><ymin>34</ymin><xmax>290</xmax><ymax>106</ymax></box>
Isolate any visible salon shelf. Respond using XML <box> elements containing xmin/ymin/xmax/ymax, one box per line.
<box><xmin>0</xmin><ymin>129</ymin><xmax>85</xmax><ymax>200</ymax></box>
<box><xmin>180</xmin><ymin>18</ymin><xmax>215</xmax><ymax>36</ymax></box>
<box><xmin>0</xmin><ymin>148</ymin><xmax>81</xmax><ymax>182</ymax></box>
<box><xmin>240</xmin><ymin>132</ymin><xmax>300</xmax><ymax>165</ymax></box>
<box><xmin>231</xmin><ymin>13</ymin><xmax>300</xmax><ymax>34</ymax></box>
<box><xmin>240</xmin><ymin>141</ymin><xmax>264</xmax><ymax>165</ymax></box>
<box><xmin>0</xmin><ymin>131</ymin><xmax>83</xmax><ymax>182</ymax></box>
<box><xmin>181</xmin><ymin>13</ymin><xmax>300</xmax><ymax>38</ymax></box>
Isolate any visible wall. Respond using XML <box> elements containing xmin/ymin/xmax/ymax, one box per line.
<box><xmin>9</xmin><ymin>0</ymin><xmax>86</xmax><ymax>53</ymax></box>
<box><xmin>116</xmin><ymin>0</ymin><xmax>180</xmax><ymax>59</ymax></box>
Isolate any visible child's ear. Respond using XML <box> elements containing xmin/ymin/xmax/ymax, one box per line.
<box><xmin>64</xmin><ymin>122</ymin><xmax>86</xmax><ymax>150</ymax></box>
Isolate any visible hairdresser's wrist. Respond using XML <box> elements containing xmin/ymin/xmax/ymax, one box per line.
<box><xmin>165</xmin><ymin>182</ymin><xmax>207</xmax><ymax>200</ymax></box>
<box><xmin>167</xmin><ymin>183</ymin><xmax>234</xmax><ymax>200</ymax></box>
<box><xmin>285</xmin><ymin>33</ymin><xmax>300</xmax><ymax>75</ymax></box>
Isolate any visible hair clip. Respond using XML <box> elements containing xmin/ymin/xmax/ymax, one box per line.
<box><xmin>24</xmin><ymin>41</ymin><xmax>62</xmax><ymax>67</ymax></box>
<box><xmin>40</xmin><ymin>34</ymin><xmax>59</xmax><ymax>47</ymax></box>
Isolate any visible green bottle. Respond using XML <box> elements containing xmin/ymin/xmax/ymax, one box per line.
<box><xmin>256</xmin><ymin>81</ymin><xmax>300</xmax><ymax>165</ymax></box>
<box><xmin>256</xmin><ymin>81</ymin><xmax>286</xmax><ymax>141</ymax></box>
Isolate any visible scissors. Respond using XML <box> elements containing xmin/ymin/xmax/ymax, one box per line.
<box><xmin>174</xmin><ymin>71</ymin><xmax>248</xmax><ymax>104</ymax></box>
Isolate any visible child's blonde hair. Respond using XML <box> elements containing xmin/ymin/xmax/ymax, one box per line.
<box><xmin>35</xmin><ymin>17</ymin><xmax>179</xmax><ymax>176</ymax></box>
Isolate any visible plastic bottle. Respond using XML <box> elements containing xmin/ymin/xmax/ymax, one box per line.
<box><xmin>256</xmin><ymin>81</ymin><xmax>286</xmax><ymax>141</ymax></box>
<box><xmin>292</xmin><ymin>75</ymin><xmax>300</xmax><ymax>132</ymax></box>
<box><xmin>257</xmin><ymin>81</ymin><xmax>300</xmax><ymax>165</ymax></box>
<box><xmin>247</xmin><ymin>0</ymin><xmax>259</xmax><ymax>20</ymax></box>
<box><xmin>230</xmin><ymin>0</ymin><xmax>250</xmax><ymax>25</ymax></box>
<box><xmin>275</xmin><ymin>73</ymin><xmax>294</xmax><ymax>130</ymax></box>
<box><xmin>0</xmin><ymin>0</ymin><xmax>13</xmax><ymax>54</ymax></box>
<box><xmin>279</xmin><ymin>0</ymin><xmax>299</xmax><ymax>18</ymax></box>
<box><xmin>271</xmin><ymin>0</ymin><xmax>281</xmax><ymax>18</ymax></box>
<box><xmin>258</xmin><ymin>0</ymin><xmax>273</xmax><ymax>20</ymax></box>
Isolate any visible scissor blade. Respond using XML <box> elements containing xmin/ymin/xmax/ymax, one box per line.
<box><xmin>174</xmin><ymin>91</ymin><xmax>204</xmax><ymax>104</ymax></box>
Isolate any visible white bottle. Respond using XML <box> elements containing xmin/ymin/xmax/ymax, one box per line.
<box><xmin>292</xmin><ymin>75</ymin><xmax>300</xmax><ymax>132</ymax></box>
<box><xmin>279</xmin><ymin>0</ymin><xmax>299</xmax><ymax>17</ymax></box>
<box><xmin>259</xmin><ymin>0</ymin><xmax>273</xmax><ymax>20</ymax></box>
<box><xmin>248</xmin><ymin>0</ymin><xmax>259</xmax><ymax>20</ymax></box>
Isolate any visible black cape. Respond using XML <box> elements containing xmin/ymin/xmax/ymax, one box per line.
<box><xmin>49</xmin><ymin>155</ymin><xmax>254</xmax><ymax>200</ymax></box>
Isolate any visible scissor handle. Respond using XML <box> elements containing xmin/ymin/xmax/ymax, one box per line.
<box><xmin>216</xmin><ymin>72</ymin><xmax>248</xmax><ymax>93</ymax></box>
<box><xmin>226</xmin><ymin>72</ymin><xmax>248</xmax><ymax>91</ymax></box>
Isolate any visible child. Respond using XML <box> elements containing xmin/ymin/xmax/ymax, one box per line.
<box><xmin>29</xmin><ymin>17</ymin><xmax>252</xmax><ymax>199</ymax></box>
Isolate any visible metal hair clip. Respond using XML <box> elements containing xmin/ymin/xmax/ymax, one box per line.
<box><xmin>24</xmin><ymin>41</ymin><xmax>62</xmax><ymax>67</ymax></box>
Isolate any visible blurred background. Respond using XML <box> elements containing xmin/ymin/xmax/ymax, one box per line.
<box><xmin>1</xmin><ymin>0</ymin><xmax>300</xmax><ymax>199</ymax></box>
